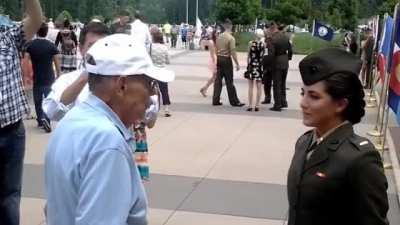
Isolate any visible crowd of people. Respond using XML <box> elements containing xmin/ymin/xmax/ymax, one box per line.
<box><xmin>0</xmin><ymin>1</ymin><xmax>392</xmax><ymax>225</ymax></box>
<box><xmin>199</xmin><ymin>20</ymin><xmax>293</xmax><ymax>111</ymax></box>
<box><xmin>343</xmin><ymin>28</ymin><xmax>375</xmax><ymax>88</ymax></box>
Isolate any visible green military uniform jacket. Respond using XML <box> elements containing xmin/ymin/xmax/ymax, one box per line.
<box><xmin>287</xmin><ymin>123</ymin><xmax>389</xmax><ymax>225</ymax></box>
<box><xmin>271</xmin><ymin>32</ymin><xmax>292</xmax><ymax>70</ymax></box>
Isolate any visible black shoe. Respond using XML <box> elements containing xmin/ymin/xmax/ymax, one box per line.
<box><xmin>212</xmin><ymin>102</ymin><xmax>223</xmax><ymax>106</ymax></box>
<box><xmin>282</xmin><ymin>102</ymin><xmax>288</xmax><ymax>108</ymax></box>
<box><xmin>232</xmin><ymin>103</ymin><xmax>245</xmax><ymax>107</ymax></box>
<box><xmin>261</xmin><ymin>100</ymin><xmax>271</xmax><ymax>104</ymax></box>
<box><xmin>269</xmin><ymin>107</ymin><xmax>282</xmax><ymax>112</ymax></box>
<box><xmin>254</xmin><ymin>107</ymin><xmax>259</xmax><ymax>112</ymax></box>
<box><xmin>246</xmin><ymin>107</ymin><xmax>253</xmax><ymax>112</ymax></box>
<box><xmin>41</xmin><ymin>119</ymin><xmax>52</xmax><ymax>133</ymax></box>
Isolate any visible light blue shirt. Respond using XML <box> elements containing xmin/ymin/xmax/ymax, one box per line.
<box><xmin>45</xmin><ymin>94</ymin><xmax>148</xmax><ymax>225</ymax></box>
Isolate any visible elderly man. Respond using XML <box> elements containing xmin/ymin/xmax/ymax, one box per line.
<box><xmin>0</xmin><ymin>1</ymin><xmax>42</xmax><ymax>225</ymax></box>
<box><xmin>44</xmin><ymin>34</ymin><xmax>175</xmax><ymax>225</ymax></box>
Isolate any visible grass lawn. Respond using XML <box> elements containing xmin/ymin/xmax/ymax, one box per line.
<box><xmin>235</xmin><ymin>32</ymin><xmax>345</xmax><ymax>55</ymax></box>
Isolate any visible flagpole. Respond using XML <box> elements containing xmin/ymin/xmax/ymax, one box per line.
<box><xmin>310</xmin><ymin>19</ymin><xmax>315</xmax><ymax>53</ymax></box>
<box><xmin>366</xmin><ymin>15</ymin><xmax>380</xmax><ymax>107</ymax></box>
<box><xmin>196</xmin><ymin>0</ymin><xmax>199</xmax><ymax>20</ymax></box>
<box><xmin>368</xmin><ymin>14</ymin><xmax>388</xmax><ymax>137</ymax></box>
<box><xmin>186</xmin><ymin>0</ymin><xmax>189</xmax><ymax>24</ymax></box>
<box><xmin>374</xmin><ymin>13</ymin><xmax>391</xmax><ymax>150</ymax></box>
<box><xmin>366</xmin><ymin>53</ymin><xmax>378</xmax><ymax>108</ymax></box>
<box><xmin>367</xmin><ymin>63</ymin><xmax>385</xmax><ymax>137</ymax></box>
<box><xmin>376</xmin><ymin>4</ymin><xmax>400</xmax><ymax>170</ymax></box>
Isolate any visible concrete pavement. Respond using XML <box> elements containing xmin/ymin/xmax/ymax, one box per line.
<box><xmin>20</xmin><ymin>50</ymin><xmax>400</xmax><ymax>225</ymax></box>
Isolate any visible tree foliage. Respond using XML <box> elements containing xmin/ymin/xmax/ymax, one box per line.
<box><xmin>378</xmin><ymin>0</ymin><xmax>397</xmax><ymax>16</ymax></box>
<box><xmin>264</xmin><ymin>0</ymin><xmax>304</xmax><ymax>25</ymax></box>
<box><xmin>214</xmin><ymin>0</ymin><xmax>261</xmax><ymax>24</ymax></box>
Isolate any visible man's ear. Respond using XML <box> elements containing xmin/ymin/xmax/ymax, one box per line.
<box><xmin>114</xmin><ymin>76</ymin><xmax>127</xmax><ymax>95</ymax></box>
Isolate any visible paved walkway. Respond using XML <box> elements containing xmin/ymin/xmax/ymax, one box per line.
<box><xmin>21</xmin><ymin>50</ymin><xmax>400</xmax><ymax>225</ymax></box>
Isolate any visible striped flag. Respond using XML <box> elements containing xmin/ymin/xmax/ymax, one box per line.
<box><xmin>389</xmin><ymin>4</ymin><xmax>400</xmax><ymax>124</ymax></box>
<box><xmin>378</xmin><ymin>15</ymin><xmax>394</xmax><ymax>82</ymax></box>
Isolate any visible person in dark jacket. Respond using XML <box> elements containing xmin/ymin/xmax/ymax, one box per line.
<box><xmin>287</xmin><ymin>48</ymin><xmax>389</xmax><ymax>225</ymax></box>
<box><xmin>270</xmin><ymin>23</ymin><xmax>292</xmax><ymax>111</ymax></box>
<box><xmin>261</xmin><ymin>33</ymin><xmax>275</xmax><ymax>104</ymax></box>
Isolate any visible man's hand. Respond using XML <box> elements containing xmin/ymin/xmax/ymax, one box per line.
<box><xmin>235</xmin><ymin>64</ymin><xmax>240</xmax><ymax>71</ymax></box>
<box><xmin>60</xmin><ymin>71</ymin><xmax>89</xmax><ymax>106</ymax></box>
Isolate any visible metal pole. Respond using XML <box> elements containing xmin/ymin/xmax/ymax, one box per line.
<box><xmin>196</xmin><ymin>0</ymin><xmax>198</xmax><ymax>20</ymax></box>
<box><xmin>375</xmin><ymin>69</ymin><xmax>390</xmax><ymax>151</ymax></box>
<box><xmin>186</xmin><ymin>0</ymin><xmax>189</xmax><ymax>24</ymax></box>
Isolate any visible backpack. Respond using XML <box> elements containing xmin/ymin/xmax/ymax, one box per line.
<box><xmin>60</xmin><ymin>30</ymin><xmax>75</xmax><ymax>52</ymax></box>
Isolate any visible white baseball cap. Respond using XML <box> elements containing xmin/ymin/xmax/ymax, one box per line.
<box><xmin>85</xmin><ymin>34</ymin><xmax>175</xmax><ymax>82</ymax></box>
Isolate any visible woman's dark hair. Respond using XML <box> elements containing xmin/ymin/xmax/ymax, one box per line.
<box><xmin>323</xmin><ymin>72</ymin><xmax>365</xmax><ymax>124</ymax></box>
<box><xmin>79</xmin><ymin>22</ymin><xmax>110</xmax><ymax>46</ymax></box>
<box><xmin>152</xmin><ymin>31</ymin><xmax>164</xmax><ymax>44</ymax></box>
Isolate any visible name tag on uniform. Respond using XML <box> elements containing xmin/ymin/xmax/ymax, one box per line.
<box><xmin>315</xmin><ymin>172</ymin><xmax>327</xmax><ymax>178</ymax></box>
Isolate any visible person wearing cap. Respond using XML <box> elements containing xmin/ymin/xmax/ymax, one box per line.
<box><xmin>212</xmin><ymin>19</ymin><xmax>245</xmax><ymax>107</ymax></box>
<box><xmin>287</xmin><ymin>48</ymin><xmax>389</xmax><ymax>225</ymax></box>
<box><xmin>269</xmin><ymin>22</ymin><xmax>292</xmax><ymax>111</ymax></box>
<box><xmin>44</xmin><ymin>34</ymin><xmax>175</xmax><ymax>225</ymax></box>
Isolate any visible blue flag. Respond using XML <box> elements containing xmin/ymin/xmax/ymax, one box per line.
<box><xmin>312</xmin><ymin>20</ymin><xmax>334</xmax><ymax>41</ymax></box>
<box><xmin>389</xmin><ymin>5</ymin><xmax>400</xmax><ymax>124</ymax></box>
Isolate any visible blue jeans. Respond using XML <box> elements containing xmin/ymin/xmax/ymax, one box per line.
<box><xmin>33</xmin><ymin>85</ymin><xmax>51</xmax><ymax>126</ymax></box>
<box><xmin>0</xmin><ymin>121</ymin><xmax>26</xmax><ymax>225</ymax></box>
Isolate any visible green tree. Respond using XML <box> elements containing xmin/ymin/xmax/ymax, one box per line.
<box><xmin>138</xmin><ymin>0</ymin><xmax>166</xmax><ymax>24</ymax></box>
<box><xmin>327</xmin><ymin>8</ymin><xmax>342</xmax><ymax>29</ymax></box>
<box><xmin>378</xmin><ymin>0</ymin><xmax>398</xmax><ymax>16</ymax></box>
<box><xmin>327</xmin><ymin>0</ymin><xmax>358</xmax><ymax>30</ymax></box>
<box><xmin>56</xmin><ymin>10</ymin><xmax>73</xmax><ymax>24</ymax></box>
<box><xmin>264</xmin><ymin>0</ymin><xmax>303</xmax><ymax>26</ymax></box>
<box><xmin>214</xmin><ymin>0</ymin><xmax>261</xmax><ymax>24</ymax></box>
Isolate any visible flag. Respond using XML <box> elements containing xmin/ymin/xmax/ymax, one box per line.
<box><xmin>312</xmin><ymin>20</ymin><xmax>334</xmax><ymax>41</ymax></box>
<box><xmin>195</xmin><ymin>17</ymin><xmax>203</xmax><ymax>38</ymax></box>
<box><xmin>389</xmin><ymin>5</ymin><xmax>400</xmax><ymax>124</ymax></box>
<box><xmin>378</xmin><ymin>15</ymin><xmax>394</xmax><ymax>82</ymax></box>
<box><xmin>372</xmin><ymin>15</ymin><xmax>381</xmax><ymax>51</ymax></box>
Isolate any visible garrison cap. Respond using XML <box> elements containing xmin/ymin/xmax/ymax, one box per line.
<box><xmin>299</xmin><ymin>48</ymin><xmax>362</xmax><ymax>85</ymax></box>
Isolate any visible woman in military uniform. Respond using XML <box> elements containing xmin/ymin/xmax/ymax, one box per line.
<box><xmin>287</xmin><ymin>48</ymin><xmax>389</xmax><ymax>225</ymax></box>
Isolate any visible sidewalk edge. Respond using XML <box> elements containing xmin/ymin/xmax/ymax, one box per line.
<box><xmin>387</xmin><ymin>129</ymin><xmax>400</xmax><ymax>204</ymax></box>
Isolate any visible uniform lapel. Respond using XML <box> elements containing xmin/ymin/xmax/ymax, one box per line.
<box><xmin>292</xmin><ymin>134</ymin><xmax>313</xmax><ymax>186</ymax></box>
<box><xmin>303</xmin><ymin>143</ymin><xmax>329</xmax><ymax>172</ymax></box>
<box><xmin>303</xmin><ymin>123</ymin><xmax>354</xmax><ymax>173</ymax></box>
